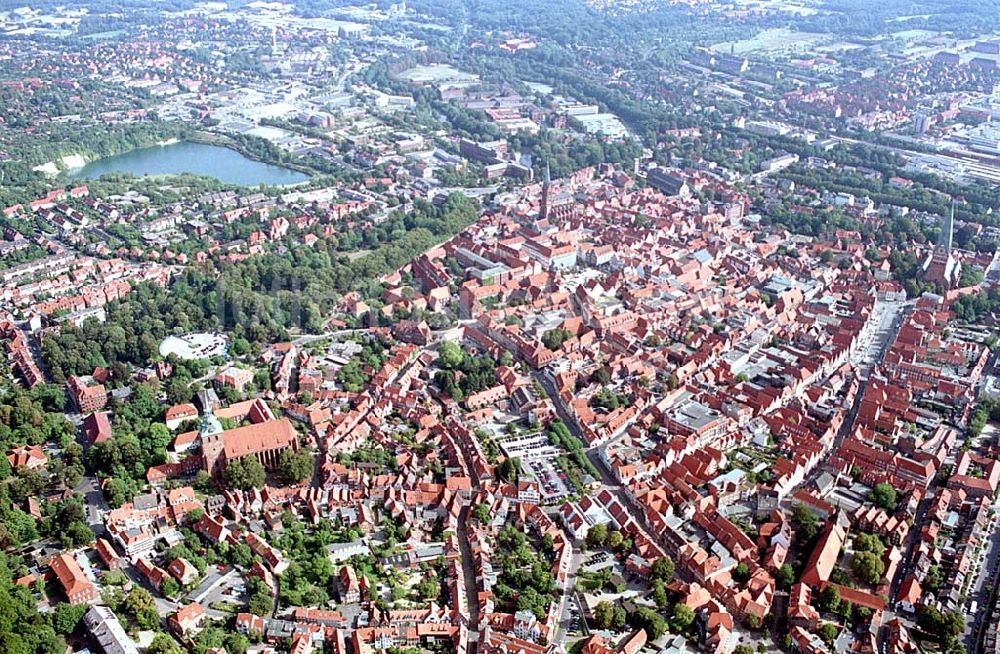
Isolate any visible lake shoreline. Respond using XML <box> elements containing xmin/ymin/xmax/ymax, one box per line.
<box><xmin>187</xmin><ymin>131</ymin><xmax>317</xmax><ymax>177</ymax></box>
<box><xmin>66</xmin><ymin>140</ymin><xmax>311</xmax><ymax>187</ymax></box>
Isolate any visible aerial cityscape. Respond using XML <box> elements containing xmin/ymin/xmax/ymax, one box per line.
<box><xmin>1</xmin><ymin>1</ymin><xmax>1000</xmax><ymax>654</ymax></box>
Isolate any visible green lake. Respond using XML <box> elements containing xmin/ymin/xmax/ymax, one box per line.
<box><xmin>68</xmin><ymin>141</ymin><xmax>309</xmax><ymax>186</ymax></box>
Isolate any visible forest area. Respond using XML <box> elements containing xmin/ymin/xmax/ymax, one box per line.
<box><xmin>40</xmin><ymin>192</ymin><xmax>479</xmax><ymax>380</ymax></box>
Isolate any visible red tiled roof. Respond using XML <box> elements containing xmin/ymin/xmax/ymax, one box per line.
<box><xmin>801</xmin><ymin>522</ymin><xmax>846</xmax><ymax>588</ymax></box>
<box><xmin>82</xmin><ymin>411</ymin><xmax>113</xmax><ymax>445</ymax></box>
<box><xmin>50</xmin><ymin>553</ymin><xmax>94</xmax><ymax>599</ymax></box>
<box><xmin>7</xmin><ymin>445</ymin><xmax>46</xmax><ymax>468</ymax></box>
<box><xmin>166</xmin><ymin>403</ymin><xmax>198</xmax><ymax>421</ymax></box>
<box><xmin>222</xmin><ymin>418</ymin><xmax>297</xmax><ymax>459</ymax></box>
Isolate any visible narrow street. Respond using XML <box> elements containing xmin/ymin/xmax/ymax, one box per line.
<box><xmin>449</xmin><ymin>406</ymin><xmax>483</xmax><ymax>654</ymax></box>
<box><xmin>456</xmin><ymin>504</ymin><xmax>480</xmax><ymax>654</ymax></box>
<box><xmin>970</xmin><ymin>504</ymin><xmax>1000</xmax><ymax>654</ymax></box>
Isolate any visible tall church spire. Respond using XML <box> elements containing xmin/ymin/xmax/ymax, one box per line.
<box><xmin>924</xmin><ymin>198</ymin><xmax>961</xmax><ymax>289</ymax></box>
<box><xmin>938</xmin><ymin>199</ymin><xmax>955</xmax><ymax>256</ymax></box>
<box><xmin>540</xmin><ymin>161</ymin><xmax>551</xmax><ymax>220</ymax></box>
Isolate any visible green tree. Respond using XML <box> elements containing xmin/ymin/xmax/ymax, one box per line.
<box><xmin>651</xmin><ymin>556</ymin><xmax>675</xmax><ymax>583</ymax></box>
<box><xmin>193</xmin><ymin>625</ymin><xmax>227</xmax><ymax>654</ymax></box>
<box><xmin>853</xmin><ymin>533</ymin><xmax>886</xmax><ymax>557</ymax></box>
<box><xmin>224</xmin><ymin>456</ymin><xmax>266</xmax><ymax>490</ymax></box>
<box><xmin>924</xmin><ymin>564</ymin><xmax>942</xmax><ymax>591</ymax></box>
<box><xmin>194</xmin><ymin>470</ymin><xmax>214</xmax><ymax>493</ymax></box>
<box><xmin>225</xmin><ymin>634</ymin><xmax>250</xmax><ymax>654</ymax></box>
<box><xmin>651</xmin><ymin>579</ymin><xmax>669</xmax><ymax>609</ymax></box>
<box><xmin>612</xmin><ymin>605</ymin><xmax>627</xmax><ymax>630</ymax></box>
<box><xmin>124</xmin><ymin>587</ymin><xmax>159</xmax><ymax>629</ymax></box>
<box><xmin>593</xmin><ymin>601</ymin><xmax>614</xmax><ymax>629</ymax></box>
<box><xmin>776</xmin><ymin>564</ymin><xmax>795</xmax><ymax>589</ymax></box>
<box><xmin>417</xmin><ymin>576</ymin><xmax>440</xmax><ymax>601</ymax></box>
<box><xmin>818</xmin><ymin>622</ymin><xmax>839</xmax><ymax>644</ymax></box>
<box><xmin>310</xmin><ymin>553</ymin><xmax>334</xmax><ymax>586</ymax></box>
<box><xmin>541</xmin><ymin>328</ymin><xmax>571</xmax><ymax>351</ymax></box>
<box><xmin>231</xmin><ymin>337</ymin><xmax>252</xmax><ymax>357</ymax></box>
<box><xmin>103</xmin><ymin>570</ymin><xmax>128</xmax><ymax>586</ymax></box>
<box><xmin>916</xmin><ymin>603</ymin><xmax>965</xmax><ymax>646</ymax></box>
<box><xmin>52</xmin><ymin>603</ymin><xmax>88</xmax><ymax>635</ymax></box>
<box><xmin>166</xmin><ymin>377</ymin><xmax>194</xmax><ymax>405</ymax></box>
<box><xmin>819</xmin><ymin>584</ymin><xmax>840</xmax><ymax>612</ymax></box>
<box><xmin>792</xmin><ymin>504</ymin><xmax>820</xmax><ymax>543</ymax></box>
<box><xmin>590</xmin><ymin>367</ymin><xmax>610</xmax><ymax>384</ymax></box>
<box><xmin>671</xmin><ymin>604</ymin><xmax>695</xmax><ymax>631</ymax></box>
<box><xmin>147</xmin><ymin>423</ymin><xmax>173</xmax><ymax>458</ymax></box>
<box><xmin>248</xmin><ymin>588</ymin><xmax>272</xmax><ymax>616</ymax></box>
<box><xmin>496</xmin><ymin>457</ymin><xmax>520</xmax><ymax>483</ymax></box>
<box><xmin>229</xmin><ymin>543</ymin><xmax>253</xmax><ymax>568</ymax></box>
<box><xmin>871</xmin><ymin>483</ymin><xmax>898</xmax><ymax>511</ymax></box>
<box><xmin>629</xmin><ymin>606</ymin><xmax>667</xmax><ymax>640</ymax></box>
<box><xmin>148</xmin><ymin>633</ymin><xmax>184</xmax><ymax>654</ymax></box>
<box><xmin>278</xmin><ymin>448</ymin><xmax>314</xmax><ymax>485</ymax></box>
<box><xmin>586</xmin><ymin>523</ymin><xmax>608</xmax><ymax>549</ymax></box>
<box><xmin>438</xmin><ymin>341</ymin><xmax>464</xmax><ymax>369</ymax></box>
<box><xmin>160</xmin><ymin>577</ymin><xmax>180</xmax><ymax>598</ymax></box>
<box><xmin>4</xmin><ymin>508</ymin><xmax>38</xmax><ymax>545</ymax></box>
<box><xmin>851</xmin><ymin>551</ymin><xmax>885</xmax><ymax>585</ymax></box>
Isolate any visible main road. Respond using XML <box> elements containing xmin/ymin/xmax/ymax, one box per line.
<box><xmin>450</xmin><ymin>404</ymin><xmax>483</xmax><ymax>654</ymax></box>
<box><xmin>966</xmin><ymin>349</ymin><xmax>1000</xmax><ymax>654</ymax></box>
<box><xmin>530</xmin><ymin>297</ymin><xmax>911</xmax><ymax>582</ymax></box>
<box><xmin>455</xmin><ymin>504</ymin><xmax>480</xmax><ymax>654</ymax></box>
<box><xmin>790</xmin><ymin>299</ymin><xmax>910</xmax><ymax>497</ymax></box>
<box><xmin>530</xmin><ymin>370</ymin><xmax>686</xmax><ymax>577</ymax></box>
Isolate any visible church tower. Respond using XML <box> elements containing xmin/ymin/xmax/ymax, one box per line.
<box><xmin>922</xmin><ymin>200</ymin><xmax>961</xmax><ymax>289</ymax></box>
<box><xmin>540</xmin><ymin>162</ymin><xmax>551</xmax><ymax>221</ymax></box>
<box><xmin>199</xmin><ymin>408</ymin><xmax>226</xmax><ymax>478</ymax></box>
<box><xmin>939</xmin><ymin>200</ymin><xmax>955</xmax><ymax>257</ymax></box>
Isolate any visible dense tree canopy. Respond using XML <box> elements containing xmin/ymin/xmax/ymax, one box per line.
<box><xmin>851</xmin><ymin>551</ymin><xmax>885</xmax><ymax>585</ymax></box>
<box><xmin>224</xmin><ymin>456</ymin><xmax>266</xmax><ymax>491</ymax></box>
<box><xmin>42</xmin><ymin>194</ymin><xmax>480</xmax><ymax>381</ymax></box>
<box><xmin>870</xmin><ymin>483</ymin><xmax>898</xmax><ymax>511</ymax></box>
<box><xmin>279</xmin><ymin>448</ymin><xmax>314</xmax><ymax>485</ymax></box>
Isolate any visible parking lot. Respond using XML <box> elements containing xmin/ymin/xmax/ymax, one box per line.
<box><xmin>581</xmin><ymin>551</ymin><xmax>613</xmax><ymax>573</ymax></box>
<box><xmin>498</xmin><ymin>432</ymin><xmax>561</xmax><ymax>460</ymax></box>
<box><xmin>522</xmin><ymin>458</ymin><xmax>575</xmax><ymax>503</ymax></box>
<box><xmin>191</xmin><ymin>567</ymin><xmax>246</xmax><ymax>618</ymax></box>
<box><xmin>499</xmin><ymin>432</ymin><xmax>577</xmax><ymax>502</ymax></box>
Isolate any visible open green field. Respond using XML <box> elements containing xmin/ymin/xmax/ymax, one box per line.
<box><xmin>398</xmin><ymin>64</ymin><xmax>479</xmax><ymax>85</ymax></box>
<box><xmin>80</xmin><ymin>30</ymin><xmax>125</xmax><ymax>41</ymax></box>
<box><xmin>710</xmin><ymin>28</ymin><xmax>832</xmax><ymax>55</ymax></box>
